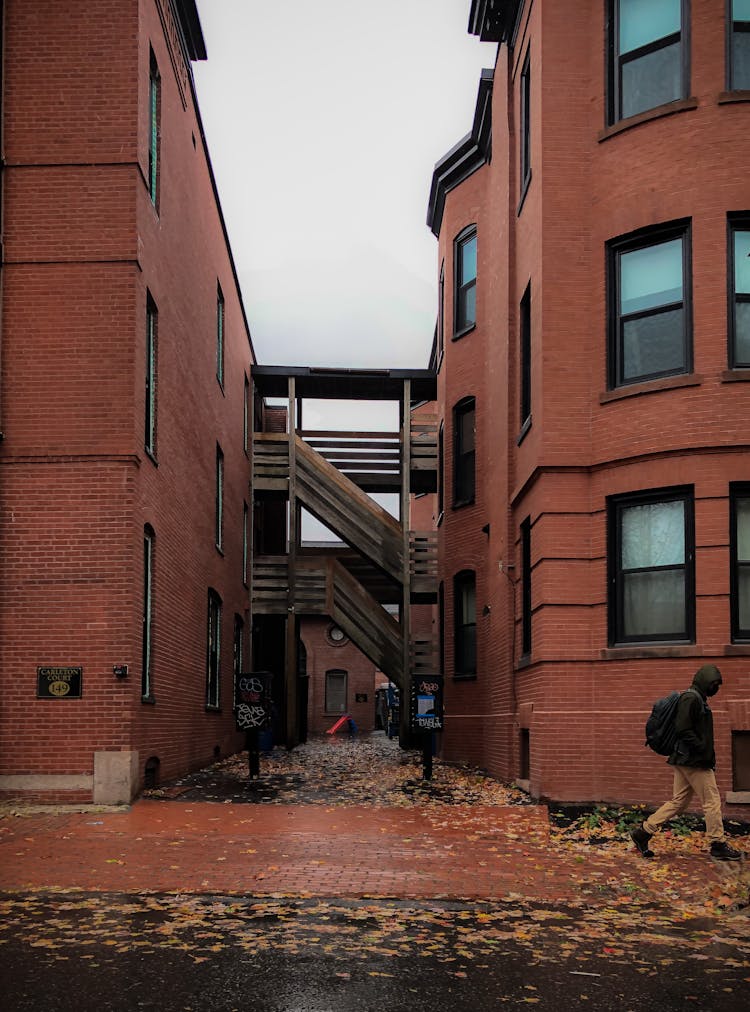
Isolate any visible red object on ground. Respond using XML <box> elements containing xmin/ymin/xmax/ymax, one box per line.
<box><xmin>326</xmin><ymin>714</ymin><xmax>352</xmax><ymax>735</ymax></box>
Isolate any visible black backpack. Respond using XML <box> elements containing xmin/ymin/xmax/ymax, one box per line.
<box><xmin>644</xmin><ymin>689</ymin><xmax>701</xmax><ymax>755</ymax></box>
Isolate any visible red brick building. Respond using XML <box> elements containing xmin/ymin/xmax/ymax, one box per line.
<box><xmin>428</xmin><ymin>0</ymin><xmax>750</xmax><ymax>809</ymax></box>
<box><xmin>0</xmin><ymin>1</ymin><xmax>252</xmax><ymax>803</ymax></box>
<box><xmin>299</xmin><ymin>616</ymin><xmax>383</xmax><ymax>736</ymax></box>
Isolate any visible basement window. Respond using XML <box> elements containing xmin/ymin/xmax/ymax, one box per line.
<box><xmin>732</xmin><ymin>731</ymin><xmax>750</xmax><ymax>791</ymax></box>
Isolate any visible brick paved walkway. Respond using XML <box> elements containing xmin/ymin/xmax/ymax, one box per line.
<box><xmin>0</xmin><ymin>798</ymin><xmax>739</xmax><ymax>907</ymax></box>
<box><xmin>1</xmin><ymin>736</ymin><xmax>746</xmax><ymax>909</ymax></box>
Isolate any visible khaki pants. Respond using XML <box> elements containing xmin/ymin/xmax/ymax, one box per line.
<box><xmin>644</xmin><ymin>766</ymin><xmax>725</xmax><ymax>844</ymax></box>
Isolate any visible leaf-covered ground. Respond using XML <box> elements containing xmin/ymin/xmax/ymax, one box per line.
<box><xmin>143</xmin><ymin>733</ymin><xmax>532</xmax><ymax>808</ymax></box>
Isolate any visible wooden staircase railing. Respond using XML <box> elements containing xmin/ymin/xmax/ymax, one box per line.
<box><xmin>294</xmin><ymin>433</ymin><xmax>404</xmax><ymax>583</ymax></box>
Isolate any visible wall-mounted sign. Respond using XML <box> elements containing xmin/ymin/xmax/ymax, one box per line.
<box><xmin>409</xmin><ymin>676</ymin><xmax>444</xmax><ymax>732</ymax></box>
<box><xmin>355</xmin><ymin>693</ymin><xmax>368</xmax><ymax>703</ymax></box>
<box><xmin>234</xmin><ymin>672</ymin><xmax>272</xmax><ymax>731</ymax></box>
<box><xmin>37</xmin><ymin>666</ymin><xmax>82</xmax><ymax>699</ymax></box>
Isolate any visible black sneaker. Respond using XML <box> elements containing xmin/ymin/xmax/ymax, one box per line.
<box><xmin>630</xmin><ymin>826</ymin><xmax>654</xmax><ymax>858</ymax></box>
<box><xmin>710</xmin><ymin>841</ymin><xmax>743</xmax><ymax>861</ymax></box>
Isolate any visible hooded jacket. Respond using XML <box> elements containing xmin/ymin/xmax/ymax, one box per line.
<box><xmin>668</xmin><ymin>664</ymin><xmax>722</xmax><ymax>769</ymax></box>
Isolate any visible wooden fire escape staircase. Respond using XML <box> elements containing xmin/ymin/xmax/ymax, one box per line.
<box><xmin>249</xmin><ymin>368</ymin><xmax>438</xmax><ymax>746</ymax></box>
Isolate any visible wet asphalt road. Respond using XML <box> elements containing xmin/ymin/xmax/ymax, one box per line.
<box><xmin>2</xmin><ymin>891</ymin><xmax>749</xmax><ymax>1011</ymax></box>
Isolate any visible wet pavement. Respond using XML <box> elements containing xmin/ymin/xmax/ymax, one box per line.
<box><xmin>1</xmin><ymin>733</ymin><xmax>749</xmax><ymax>1010</ymax></box>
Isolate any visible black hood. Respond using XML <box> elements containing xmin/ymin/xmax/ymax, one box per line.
<box><xmin>692</xmin><ymin>664</ymin><xmax>722</xmax><ymax>698</ymax></box>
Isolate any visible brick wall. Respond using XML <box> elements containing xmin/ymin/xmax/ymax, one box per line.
<box><xmin>0</xmin><ymin>0</ymin><xmax>251</xmax><ymax>800</ymax></box>
<box><xmin>434</xmin><ymin>0</ymin><xmax>750</xmax><ymax>818</ymax></box>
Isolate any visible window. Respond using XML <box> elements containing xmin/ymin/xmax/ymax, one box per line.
<box><xmin>243</xmin><ymin>374</ymin><xmax>250</xmax><ymax>453</ymax></box>
<box><xmin>454</xmin><ymin>226</ymin><xmax>477</xmax><ymax>335</ymax></box>
<box><xmin>148</xmin><ymin>50</ymin><xmax>160</xmax><ymax>206</ymax></box>
<box><xmin>520</xmin><ymin>49</ymin><xmax>531</xmax><ymax>194</ymax></box>
<box><xmin>729</xmin><ymin>0</ymin><xmax>750</xmax><ymax>90</ymax></box>
<box><xmin>609</xmin><ymin>0</ymin><xmax>687</xmax><ymax>123</ymax></box>
<box><xmin>520</xmin><ymin>283</ymin><xmax>531</xmax><ymax>428</ymax></box>
<box><xmin>142</xmin><ymin>526</ymin><xmax>154</xmax><ymax>700</ymax></box>
<box><xmin>453</xmin><ymin>397</ymin><xmax>475</xmax><ymax>507</ymax></box>
<box><xmin>608</xmin><ymin>222</ymin><xmax>691</xmax><ymax>388</ymax></box>
<box><xmin>730</xmin><ymin>484</ymin><xmax>750</xmax><ymax>641</ymax></box>
<box><xmin>608</xmin><ymin>487</ymin><xmax>694</xmax><ymax>645</ymax></box>
<box><xmin>519</xmin><ymin>729</ymin><xmax>530</xmax><ymax>781</ymax></box>
<box><xmin>206</xmin><ymin>589</ymin><xmax>222</xmax><ymax>708</ymax></box>
<box><xmin>732</xmin><ymin>731</ymin><xmax>750</xmax><ymax>791</ymax></box>
<box><xmin>437</xmin><ymin>261</ymin><xmax>445</xmax><ymax>363</ymax></box>
<box><xmin>437</xmin><ymin>421</ymin><xmax>444</xmax><ymax>518</ymax></box>
<box><xmin>520</xmin><ymin>517</ymin><xmax>532</xmax><ymax>657</ymax></box>
<box><xmin>243</xmin><ymin>500</ymin><xmax>249</xmax><ymax>586</ymax></box>
<box><xmin>454</xmin><ymin>570</ymin><xmax>476</xmax><ymax>677</ymax></box>
<box><xmin>729</xmin><ymin>217</ymin><xmax>750</xmax><ymax>367</ymax></box>
<box><xmin>233</xmin><ymin>615</ymin><xmax>244</xmax><ymax>683</ymax></box>
<box><xmin>145</xmin><ymin>293</ymin><xmax>157</xmax><ymax>457</ymax></box>
<box><xmin>438</xmin><ymin>581</ymin><xmax>445</xmax><ymax>676</ymax></box>
<box><xmin>325</xmin><ymin>669</ymin><xmax>347</xmax><ymax>713</ymax></box>
<box><xmin>215</xmin><ymin>445</ymin><xmax>224</xmax><ymax>551</ymax></box>
<box><xmin>216</xmin><ymin>285</ymin><xmax>225</xmax><ymax>388</ymax></box>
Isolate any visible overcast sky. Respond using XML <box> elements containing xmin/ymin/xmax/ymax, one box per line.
<box><xmin>192</xmin><ymin>0</ymin><xmax>497</xmax><ymax>372</ymax></box>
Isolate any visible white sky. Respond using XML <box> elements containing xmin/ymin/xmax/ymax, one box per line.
<box><xmin>192</xmin><ymin>0</ymin><xmax>497</xmax><ymax>371</ymax></box>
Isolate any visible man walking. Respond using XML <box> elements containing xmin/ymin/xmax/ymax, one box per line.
<box><xmin>631</xmin><ymin>664</ymin><xmax>743</xmax><ymax>862</ymax></box>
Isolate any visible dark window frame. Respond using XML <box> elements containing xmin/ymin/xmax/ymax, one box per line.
<box><xmin>520</xmin><ymin>516</ymin><xmax>532</xmax><ymax>658</ymax></box>
<box><xmin>243</xmin><ymin>374</ymin><xmax>250</xmax><ymax>454</ymax></box>
<box><xmin>728</xmin><ymin>213</ymin><xmax>750</xmax><ymax>368</ymax></box>
<box><xmin>206</xmin><ymin>588</ymin><xmax>222</xmax><ymax>709</ymax></box>
<box><xmin>325</xmin><ymin>668</ymin><xmax>348</xmax><ymax>714</ymax></box>
<box><xmin>452</xmin><ymin>397</ymin><xmax>476</xmax><ymax>508</ymax></box>
<box><xmin>732</xmin><ymin>730</ymin><xmax>750</xmax><ymax>791</ymax></box>
<box><xmin>453</xmin><ymin>225</ymin><xmax>477</xmax><ymax>338</ymax></box>
<box><xmin>520</xmin><ymin>48</ymin><xmax>531</xmax><ymax>196</ymax></box>
<box><xmin>520</xmin><ymin>282</ymin><xmax>532</xmax><ymax>428</ymax></box>
<box><xmin>215</xmin><ymin>444</ymin><xmax>224</xmax><ymax>551</ymax></box>
<box><xmin>437</xmin><ymin>421</ymin><xmax>445</xmax><ymax>520</ymax></box>
<box><xmin>142</xmin><ymin>525</ymin><xmax>155</xmax><ymax>701</ymax></box>
<box><xmin>454</xmin><ymin>569</ymin><xmax>477</xmax><ymax>678</ymax></box>
<box><xmin>243</xmin><ymin>500</ymin><xmax>249</xmax><ymax>587</ymax></box>
<box><xmin>438</xmin><ymin>581</ymin><xmax>445</xmax><ymax>677</ymax></box>
<box><xmin>728</xmin><ymin>0</ymin><xmax>750</xmax><ymax>91</ymax></box>
<box><xmin>607</xmin><ymin>219</ymin><xmax>692</xmax><ymax>389</ymax></box>
<box><xmin>730</xmin><ymin>482</ymin><xmax>750</xmax><ymax>642</ymax></box>
<box><xmin>216</xmin><ymin>284</ymin><xmax>225</xmax><ymax>389</ymax></box>
<box><xmin>233</xmin><ymin>613</ymin><xmax>244</xmax><ymax>686</ymax></box>
<box><xmin>607</xmin><ymin>0</ymin><xmax>689</xmax><ymax>125</ymax></box>
<box><xmin>437</xmin><ymin>260</ymin><xmax>445</xmax><ymax>365</ymax></box>
<box><xmin>145</xmin><ymin>292</ymin><xmax>157</xmax><ymax>459</ymax></box>
<box><xmin>148</xmin><ymin>49</ymin><xmax>160</xmax><ymax>207</ymax></box>
<box><xmin>607</xmin><ymin>486</ymin><xmax>695</xmax><ymax>646</ymax></box>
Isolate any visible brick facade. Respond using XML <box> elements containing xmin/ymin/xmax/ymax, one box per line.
<box><xmin>0</xmin><ymin>1</ymin><xmax>251</xmax><ymax>803</ymax></box>
<box><xmin>431</xmin><ymin>1</ymin><xmax>750</xmax><ymax>813</ymax></box>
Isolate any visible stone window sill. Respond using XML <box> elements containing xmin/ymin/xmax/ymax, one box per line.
<box><xmin>726</xmin><ymin>791</ymin><xmax>750</xmax><ymax>805</ymax></box>
<box><xmin>598</xmin><ymin>97</ymin><xmax>698</xmax><ymax>142</ymax></box>
<box><xmin>600</xmin><ymin>373</ymin><xmax>702</xmax><ymax>405</ymax></box>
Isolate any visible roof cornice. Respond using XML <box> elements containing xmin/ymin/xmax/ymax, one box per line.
<box><xmin>426</xmin><ymin>69</ymin><xmax>493</xmax><ymax>238</ymax></box>
<box><xmin>468</xmin><ymin>0</ymin><xmax>522</xmax><ymax>44</ymax></box>
<box><xmin>173</xmin><ymin>0</ymin><xmax>207</xmax><ymax>61</ymax></box>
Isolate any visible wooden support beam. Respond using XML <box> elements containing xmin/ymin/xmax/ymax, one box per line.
<box><xmin>285</xmin><ymin>377</ymin><xmax>299</xmax><ymax>748</ymax></box>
